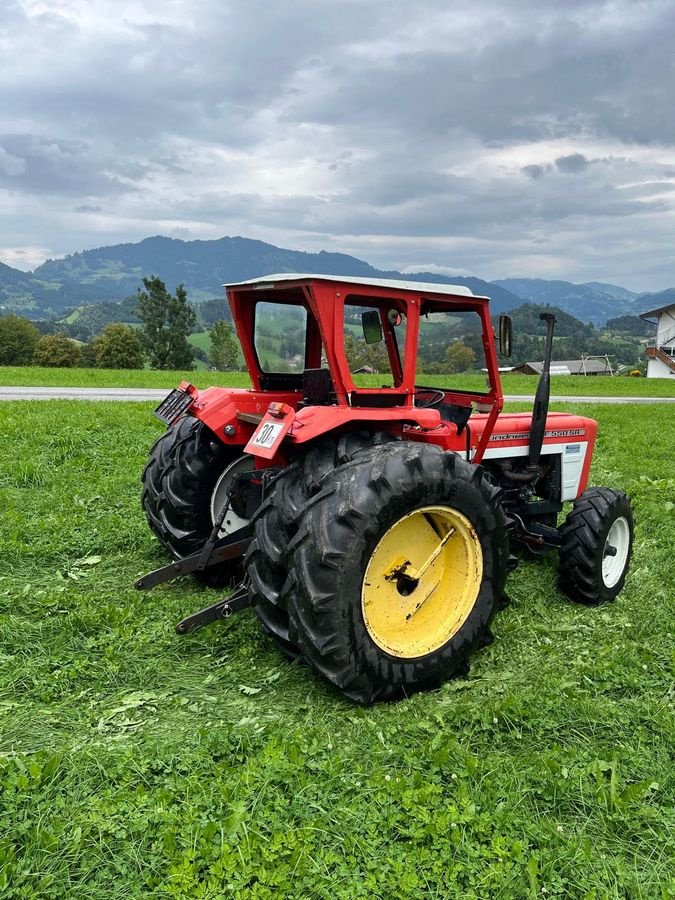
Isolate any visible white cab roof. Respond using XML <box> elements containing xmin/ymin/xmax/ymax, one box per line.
<box><xmin>224</xmin><ymin>272</ymin><xmax>485</xmax><ymax>299</ymax></box>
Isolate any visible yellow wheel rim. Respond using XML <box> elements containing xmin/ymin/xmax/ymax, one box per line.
<box><xmin>361</xmin><ymin>505</ymin><xmax>483</xmax><ymax>658</ymax></box>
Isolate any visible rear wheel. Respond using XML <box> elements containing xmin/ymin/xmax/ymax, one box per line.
<box><xmin>558</xmin><ymin>487</ymin><xmax>634</xmax><ymax>604</ymax></box>
<box><xmin>141</xmin><ymin>416</ymin><xmax>248</xmax><ymax>585</ymax></box>
<box><xmin>281</xmin><ymin>442</ymin><xmax>509</xmax><ymax>704</ymax></box>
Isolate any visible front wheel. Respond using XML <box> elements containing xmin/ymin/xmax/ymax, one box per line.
<box><xmin>282</xmin><ymin>442</ymin><xmax>509</xmax><ymax>704</ymax></box>
<box><xmin>141</xmin><ymin>416</ymin><xmax>249</xmax><ymax>585</ymax></box>
<box><xmin>558</xmin><ymin>487</ymin><xmax>634</xmax><ymax>604</ymax></box>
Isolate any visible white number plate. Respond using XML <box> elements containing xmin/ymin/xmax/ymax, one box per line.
<box><xmin>251</xmin><ymin>421</ymin><xmax>284</xmax><ymax>450</ymax></box>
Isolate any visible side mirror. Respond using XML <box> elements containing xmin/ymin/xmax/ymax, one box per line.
<box><xmin>498</xmin><ymin>314</ymin><xmax>513</xmax><ymax>357</ymax></box>
<box><xmin>362</xmin><ymin>310</ymin><xmax>383</xmax><ymax>344</ymax></box>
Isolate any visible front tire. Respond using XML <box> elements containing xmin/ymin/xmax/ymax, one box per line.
<box><xmin>282</xmin><ymin>442</ymin><xmax>509</xmax><ymax>704</ymax></box>
<box><xmin>558</xmin><ymin>487</ymin><xmax>634</xmax><ymax>604</ymax></box>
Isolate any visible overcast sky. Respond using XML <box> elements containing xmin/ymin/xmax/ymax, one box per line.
<box><xmin>1</xmin><ymin>0</ymin><xmax>674</xmax><ymax>290</ymax></box>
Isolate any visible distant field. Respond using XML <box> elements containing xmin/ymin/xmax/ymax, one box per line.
<box><xmin>1</xmin><ymin>366</ymin><xmax>674</xmax><ymax>397</ymax></box>
<box><xmin>0</xmin><ymin>400</ymin><xmax>672</xmax><ymax>897</ymax></box>
<box><xmin>187</xmin><ymin>331</ymin><xmax>211</xmax><ymax>353</ymax></box>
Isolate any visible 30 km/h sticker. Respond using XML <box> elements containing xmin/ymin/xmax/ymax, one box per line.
<box><xmin>251</xmin><ymin>422</ymin><xmax>284</xmax><ymax>449</ymax></box>
<box><xmin>244</xmin><ymin>402</ymin><xmax>295</xmax><ymax>459</ymax></box>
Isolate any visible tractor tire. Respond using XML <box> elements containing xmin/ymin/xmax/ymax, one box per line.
<box><xmin>246</xmin><ymin>431</ymin><xmax>398</xmax><ymax>657</ymax></box>
<box><xmin>558</xmin><ymin>487</ymin><xmax>634</xmax><ymax>605</ymax></box>
<box><xmin>141</xmin><ymin>416</ymin><xmax>248</xmax><ymax>586</ymax></box>
<box><xmin>281</xmin><ymin>442</ymin><xmax>509</xmax><ymax>704</ymax></box>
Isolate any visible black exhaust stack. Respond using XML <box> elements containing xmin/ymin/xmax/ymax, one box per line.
<box><xmin>528</xmin><ymin>312</ymin><xmax>557</xmax><ymax>468</ymax></box>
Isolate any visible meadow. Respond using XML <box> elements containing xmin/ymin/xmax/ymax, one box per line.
<box><xmin>1</xmin><ymin>365</ymin><xmax>675</xmax><ymax>397</ymax></box>
<box><xmin>0</xmin><ymin>399</ymin><xmax>673</xmax><ymax>898</ymax></box>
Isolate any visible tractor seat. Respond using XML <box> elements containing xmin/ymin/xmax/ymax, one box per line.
<box><xmin>302</xmin><ymin>368</ymin><xmax>336</xmax><ymax>406</ymax></box>
<box><xmin>438</xmin><ymin>403</ymin><xmax>472</xmax><ymax>433</ymax></box>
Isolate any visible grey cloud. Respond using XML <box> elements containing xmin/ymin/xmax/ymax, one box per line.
<box><xmin>1</xmin><ymin>0</ymin><xmax>675</xmax><ymax>290</ymax></box>
<box><xmin>522</xmin><ymin>164</ymin><xmax>550</xmax><ymax>179</ymax></box>
<box><xmin>0</xmin><ymin>135</ymin><xmax>133</xmax><ymax>196</ymax></box>
<box><xmin>555</xmin><ymin>153</ymin><xmax>589</xmax><ymax>173</ymax></box>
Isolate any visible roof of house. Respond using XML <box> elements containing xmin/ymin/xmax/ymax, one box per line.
<box><xmin>514</xmin><ymin>359</ymin><xmax>612</xmax><ymax>375</ymax></box>
<box><xmin>224</xmin><ymin>272</ymin><xmax>484</xmax><ymax>299</ymax></box>
<box><xmin>639</xmin><ymin>302</ymin><xmax>675</xmax><ymax>320</ymax></box>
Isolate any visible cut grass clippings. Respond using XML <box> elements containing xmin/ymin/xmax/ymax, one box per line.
<box><xmin>0</xmin><ymin>401</ymin><xmax>673</xmax><ymax>898</ymax></box>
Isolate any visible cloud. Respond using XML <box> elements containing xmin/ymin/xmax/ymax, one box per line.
<box><xmin>522</xmin><ymin>164</ymin><xmax>550</xmax><ymax>179</ymax></box>
<box><xmin>0</xmin><ymin>135</ymin><xmax>134</xmax><ymax>195</ymax></box>
<box><xmin>555</xmin><ymin>153</ymin><xmax>589</xmax><ymax>173</ymax></box>
<box><xmin>0</xmin><ymin>0</ymin><xmax>674</xmax><ymax>290</ymax></box>
<box><xmin>401</xmin><ymin>263</ymin><xmax>474</xmax><ymax>277</ymax></box>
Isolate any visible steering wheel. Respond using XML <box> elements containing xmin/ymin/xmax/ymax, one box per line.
<box><xmin>414</xmin><ymin>388</ymin><xmax>446</xmax><ymax>409</ymax></box>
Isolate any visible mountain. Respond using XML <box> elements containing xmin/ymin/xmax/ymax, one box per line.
<box><xmin>2</xmin><ymin>235</ymin><xmax>664</xmax><ymax>324</ymax></box>
<box><xmin>0</xmin><ymin>258</ymin><xmax>114</xmax><ymax>317</ymax></box>
<box><xmin>2</xmin><ymin>235</ymin><xmax>525</xmax><ymax>318</ymax></box>
<box><xmin>636</xmin><ymin>287</ymin><xmax>675</xmax><ymax>314</ymax></box>
<box><xmin>583</xmin><ymin>282</ymin><xmax>638</xmax><ymax>303</ymax></box>
<box><xmin>492</xmin><ymin>278</ymin><xmax>641</xmax><ymax>324</ymax></box>
<box><xmin>0</xmin><ymin>260</ymin><xmax>55</xmax><ymax>315</ymax></box>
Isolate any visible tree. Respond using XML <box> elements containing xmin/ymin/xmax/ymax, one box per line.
<box><xmin>136</xmin><ymin>276</ymin><xmax>196</xmax><ymax>370</ymax></box>
<box><xmin>33</xmin><ymin>334</ymin><xmax>82</xmax><ymax>367</ymax></box>
<box><xmin>80</xmin><ymin>341</ymin><xmax>98</xmax><ymax>367</ymax></box>
<box><xmin>209</xmin><ymin>319</ymin><xmax>239</xmax><ymax>370</ymax></box>
<box><xmin>0</xmin><ymin>314</ymin><xmax>41</xmax><ymax>365</ymax></box>
<box><xmin>344</xmin><ymin>333</ymin><xmax>391</xmax><ymax>373</ymax></box>
<box><xmin>446</xmin><ymin>340</ymin><xmax>476</xmax><ymax>373</ymax></box>
<box><xmin>93</xmin><ymin>323</ymin><xmax>144</xmax><ymax>369</ymax></box>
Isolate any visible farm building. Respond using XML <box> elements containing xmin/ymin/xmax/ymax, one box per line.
<box><xmin>511</xmin><ymin>357</ymin><xmax>613</xmax><ymax>376</ymax></box>
<box><xmin>640</xmin><ymin>302</ymin><xmax>675</xmax><ymax>378</ymax></box>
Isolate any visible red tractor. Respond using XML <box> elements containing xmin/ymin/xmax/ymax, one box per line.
<box><xmin>137</xmin><ymin>274</ymin><xmax>634</xmax><ymax>704</ymax></box>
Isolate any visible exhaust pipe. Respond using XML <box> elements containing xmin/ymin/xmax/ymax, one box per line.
<box><xmin>528</xmin><ymin>312</ymin><xmax>557</xmax><ymax>468</ymax></box>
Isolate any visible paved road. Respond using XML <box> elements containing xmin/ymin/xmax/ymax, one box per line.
<box><xmin>1</xmin><ymin>386</ymin><xmax>674</xmax><ymax>403</ymax></box>
<box><xmin>0</xmin><ymin>386</ymin><xmax>169</xmax><ymax>401</ymax></box>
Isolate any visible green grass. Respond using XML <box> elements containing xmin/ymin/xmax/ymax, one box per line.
<box><xmin>0</xmin><ymin>366</ymin><xmax>252</xmax><ymax>390</ymax></box>
<box><xmin>1</xmin><ymin>366</ymin><xmax>675</xmax><ymax>397</ymax></box>
<box><xmin>0</xmin><ymin>402</ymin><xmax>673</xmax><ymax>898</ymax></box>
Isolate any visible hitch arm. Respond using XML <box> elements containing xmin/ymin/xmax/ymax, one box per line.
<box><xmin>135</xmin><ymin>526</ymin><xmax>252</xmax><ymax>590</ymax></box>
<box><xmin>175</xmin><ymin>584</ymin><xmax>251</xmax><ymax>635</ymax></box>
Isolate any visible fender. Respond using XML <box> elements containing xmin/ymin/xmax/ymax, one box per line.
<box><xmin>189</xmin><ymin>386</ymin><xmax>302</xmax><ymax>447</ymax></box>
<box><xmin>245</xmin><ymin>403</ymin><xmax>443</xmax><ymax>460</ymax></box>
<box><xmin>187</xmin><ymin>384</ymin><xmax>444</xmax><ymax>457</ymax></box>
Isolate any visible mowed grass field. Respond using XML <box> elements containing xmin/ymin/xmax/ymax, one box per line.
<box><xmin>1</xmin><ymin>365</ymin><xmax>675</xmax><ymax>398</ymax></box>
<box><xmin>0</xmin><ymin>400</ymin><xmax>673</xmax><ymax>898</ymax></box>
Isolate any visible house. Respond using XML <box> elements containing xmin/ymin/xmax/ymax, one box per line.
<box><xmin>511</xmin><ymin>357</ymin><xmax>613</xmax><ymax>376</ymax></box>
<box><xmin>640</xmin><ymin>302</ymin><xmax>675</xmax><ymax>378</ymax></box>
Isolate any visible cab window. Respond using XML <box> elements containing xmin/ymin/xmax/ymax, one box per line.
<box><xmin>417</xmin><ymin>307</ymin><xmax>487</xmax><ymax>389</ymax></box>
<box><xmin>343</xmin><ymin>300</ymin><xmax>406</xmax><ymax>387</ymax></box>
<box><xmin>254</xmin><ymin>301</ymin><xmax>308</xmax><ymax>372</ymax></box>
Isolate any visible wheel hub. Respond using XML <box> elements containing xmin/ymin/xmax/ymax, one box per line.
<box><xmin>602</xmin><ymin>516</ymin><xmax>630</xmax><ymax>588</ymax></box>
<box><xmin>361</xmin><ymin>505</ymin><xmax>483</xmax><ymax>658</ymax></box>
<box><xmin>210</xmin><ymin>455</ymin><xmax>256</xmax><ymax>537</ymax></box>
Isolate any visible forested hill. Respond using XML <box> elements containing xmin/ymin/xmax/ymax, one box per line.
<box><xmin>0</xmin><ymin>236</ymin><xmax>522</xmax><ymax>319</ymax></box>
<box><xmin>504</xmin><ymin>304</ymin><xmax>652</xmax><ymax>368</ymax></box>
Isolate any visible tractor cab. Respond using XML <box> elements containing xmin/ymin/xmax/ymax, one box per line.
<box><xmin>224</xmin><ymin>273</ymin><xmax>509</xmax><ymax>460</ymax></box>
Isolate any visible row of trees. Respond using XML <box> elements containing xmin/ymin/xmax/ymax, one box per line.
<box><xmin>0</xmin><ymin>277</ymin><xmax>240</xmax><ymax>370</ymax></box>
